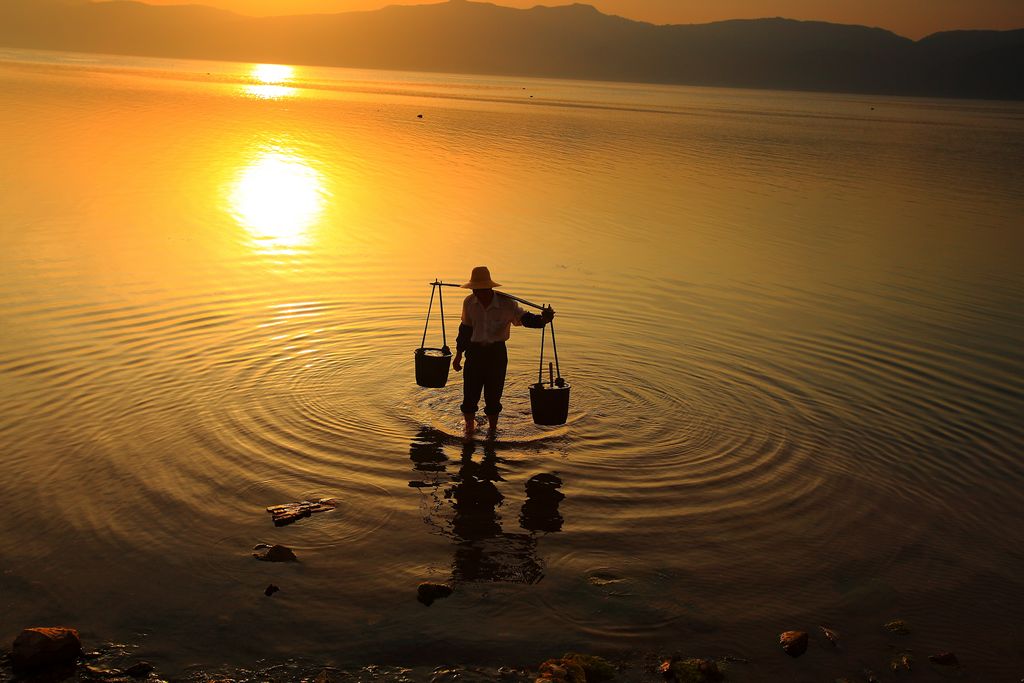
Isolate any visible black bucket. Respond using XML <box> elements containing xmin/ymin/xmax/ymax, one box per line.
<box><xmin>415</xmin><ymin>347</ymin><xmax>452</xmax><ymax>388</ymax></box>
<box><xmin>530</xmin><ymin>382</ymin><xmax>570</xmax><ymax>425</ymax></box>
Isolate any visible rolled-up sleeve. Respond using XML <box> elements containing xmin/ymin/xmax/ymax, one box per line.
<box><xmin>519</xmin><ymin>310</ymin><xmax>546</xmax><ymax>328</ymax></box>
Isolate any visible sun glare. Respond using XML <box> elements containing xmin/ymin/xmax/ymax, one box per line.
<box><xmin>252</xmin><ymin>64</ymin><xmax>293</xmax><ymax>84</ymax></box>
<box><xmin>243</xmin><ymin>64</ymin><xmax>297</xmax><ymax>99</ymax></box>
<box><xmin>229</xmin><ymin>150</ymin><xmax>326</xmax><ymax>249</ymax></box>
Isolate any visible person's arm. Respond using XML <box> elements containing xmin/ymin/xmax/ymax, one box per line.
<box><xmin>519</xmin><ymin>306</ymin><xmax>555</xmax><ymax>329</ymax></box>
<box><xmin>453</xmin><ymin>299</ymin><xmax>473</xmax><ymax>372</ymax></box>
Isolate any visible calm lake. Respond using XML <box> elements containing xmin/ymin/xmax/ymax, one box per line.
<box><xmin>1</xmin><ymin>48</ymin><xmax>1022</xmax><ymax>681</ymax></box>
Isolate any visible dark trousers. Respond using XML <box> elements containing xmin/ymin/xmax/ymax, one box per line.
<box><xmin>460</xmin><ymin>342</ymin><xmax>508</xmax><ymax>416</ymax></box>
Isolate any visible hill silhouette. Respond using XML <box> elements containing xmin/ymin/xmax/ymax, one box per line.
<box><xmin>1</xmin><ymin>0</ymin><xmax>1021</xmax><ymax>99</ymax></box>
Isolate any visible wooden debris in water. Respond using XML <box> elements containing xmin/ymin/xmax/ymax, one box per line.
<box><xmin>266</xmin><ymin>498</ymin><xmax>338</xmax><ymax>526</ymax></box>
<box><xmin>819</xmin><ymin>625</ymin><xmax>840</xmax><ymax>647</ymax></box>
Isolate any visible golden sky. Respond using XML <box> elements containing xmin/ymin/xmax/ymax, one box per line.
<box><xmin>139</xmin><ymin>0</ymin><xmax>1024</xmax><ymax>39</ymax></box>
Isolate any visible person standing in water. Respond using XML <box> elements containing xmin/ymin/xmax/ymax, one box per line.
<box><xmin>453</xmin><ymin>266</ymin><xmax>554</xmax><ymax>438</ymax></box>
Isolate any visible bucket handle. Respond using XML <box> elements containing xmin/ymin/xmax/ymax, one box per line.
<box><xmin>420</xmin><ymin>280</ymin><xmax>449</xmax><ymax>352</ymax></box>
<box><xmin>536</xmin><ymin>312</ymin><xmax>563</xmax><ymax>388</ymax></box>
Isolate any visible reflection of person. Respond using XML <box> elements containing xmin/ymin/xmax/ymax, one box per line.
<box><xmin>406</xmin><ymin>430</ymin><xmax>565</xmax><ymax>587</ymax></box>
<box><xmin>452</xmin><ymin>266</ymin><xmax>554</xmax><ymax>438</ymax></box>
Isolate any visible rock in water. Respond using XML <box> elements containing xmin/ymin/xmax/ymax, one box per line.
<box><xmin>125</xmin><ymin>661</ymin><xmax>155</xmax><ymax>678</ymax></box>
<box><xmin>658</xmin><ymin>657</ymin><xmax>678</xmax><ymax>680</ymax></box>
<box><xmin>417</xmin><ymin>582</ymin><xmax>453</xmax><ymax>606</ymax></box>
<box><xmin>889</xmin><ymin>652</ymin><xmax>913</xmax><ymax>672</ymax></box>
<box><xmin>884</xmin><ymin>619</ymin><xmax>910</xmax><ymax>635</ymax></box>
<box><xmin>265</xmin><ymin>584</ymin><xmax>280</xmax><ymax>596</ymax></box>
<box><xmin>779</xmin><ymin>630</ymin><xmax>809</xmax><ymax>657</ymax></box>
<box><xmin>929</xmin><ymin>652</ymin><xmax>959</xmax><ymax>666</ymax></box>
<box><xmin>658</xmin><ymin>657</ymin><xmax>723</xmax><ymax>683</ymax></box>
<box><xmin>10</xmin><ymin>627</ymin><xmax>83</xmax><ymax>671</ymax></box>
<box><xmin>536</xmin><ymin>658</ymin><xmax>586</xmax><ymax>683</ymax></box>
<box><xmin>253</xmin><ymin>544</ymin><xmax>298</xmax><ymax>562</ymax></box>
<box><xmin>561</xmin><ymin>653</ymin><xmax>616</xmax><ymax>682</ymax></box>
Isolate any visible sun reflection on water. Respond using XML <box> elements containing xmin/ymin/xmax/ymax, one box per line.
<box><xmin>243</xmin><ymin>64</ymin><xmax>297</xmax><ymax>99</ymax></box>
<box><xmin>229</xmin><ymin>148</ymin><xmax>327</xmax><ymax>251</ymax></box>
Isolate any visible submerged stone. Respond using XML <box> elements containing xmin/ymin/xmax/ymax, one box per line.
<box><xmin>11</xmin><ymin>627</ymin><xmax>83</xmax><ymax>671</ymax></box>
<box><xmin>253</xmin><ymin>544</ymin><xmax>298</xmax><ymax>562</ymax></box>
<box><xmin>417</xmin><ymin>582</ymin><xmax>453</xmax><ymax>606</ymax></box>
<box><xmin>884</xmin><ymin>619</ymin><xmax>910</xmax><ymax>635</ymax></box>
<box><xmin>125</xmin><ymin>661</ymin><xmax>155</xmax><ymax>678</ymax></box>
<box><xmin>779</xmin><ymin>630</ymin><xmax>808</xmax><ymax>657</ymax></box>
<box><xmin>929</xmin><ymin>652</ymin><xmax>959</xmax><ymax>666</ymax></box>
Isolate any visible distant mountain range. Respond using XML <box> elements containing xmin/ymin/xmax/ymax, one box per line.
<box><xmin>2</xmin><ymin>0</ymin><xmax>1022</xmax><ymax>99</ymax></box>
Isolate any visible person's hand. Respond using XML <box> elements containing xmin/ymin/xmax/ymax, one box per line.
<box><xmin>453</xmin><ymin>352</ymin><xmax>462</xmax><ymax>372</ymax></box>
<box><xmin>542</xmin><ymin>306</ymin><xmax>555</xmax><ymax>323</ymax></box>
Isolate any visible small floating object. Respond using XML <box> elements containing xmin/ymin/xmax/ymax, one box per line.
<box><xmin>819</xmin><ymin>625</ymin><xmax>840</xmax><ymax>646</ymax></box>
<box><xmin>779</xmin><ymin>630</ymin><xmax>808</xmax><ymax>657</ymax></box>
<box><xmin>265</xmin><ymin>498</ymin><xmax>338</xmax><ymax>526</ymax></box>
<box><xmin>264</xmin><ymin>584</ymin><xmax>280</xmax><ymax>596</ymax></box>
<box><xmin>417</xmin><ymin>113</ymin><xmax>423</xmax><ymax>118</ymax></box>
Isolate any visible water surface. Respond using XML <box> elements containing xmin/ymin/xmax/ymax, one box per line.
<box><xmin>1</xmin><ymin>48</ymin><xmax>1022</xmax><ymax>680</ymax></box>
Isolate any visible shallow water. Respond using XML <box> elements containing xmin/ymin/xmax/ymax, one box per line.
<box><xmin>1</xmin><ymin>48</ymin><xmax>1022</xmax><ymax>680</ymax></box>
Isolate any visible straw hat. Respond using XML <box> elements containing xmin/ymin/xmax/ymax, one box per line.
<box><xmin>462</xmin><ymin>266</ymin><xmax>501</xmax><ymax>289</ymax></box>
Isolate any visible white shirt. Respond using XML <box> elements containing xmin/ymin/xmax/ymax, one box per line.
<box><xmin>461</xmin><ymin>293</ymin><xmax>527</xmax><ymax>344</ymax></box>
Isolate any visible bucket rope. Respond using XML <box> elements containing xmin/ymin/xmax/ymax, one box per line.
<box><xmin>536</xmin><ymin>311</ymin><xmax>562</xmax><ymax>387</ymax></box>
<box><xmin>420</xmin><ymin>280</ymin><xmax>448</xmax><ymax>351</ymax></box>
<box><xmin>420</xmin><ymin>283</ymin><xmax>436</xmax><ymax>350</ymax></box>
<box><xmin>438</xmin><ymin>281</ymin><xmax>447</xmax><ymax>349</ymax></box>
<box><xmin>549</xmin><ymin>318</ymin><xmax>561</xmax><ymax>383</ymax></box>
<box><xmin>537</xmin><ymin>323</ymin><xmax>546</xmax><ymax>384</ymax></box>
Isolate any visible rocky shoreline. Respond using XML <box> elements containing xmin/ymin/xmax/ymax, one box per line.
<box><xmin>1</xmin><ymin>619</ymin><xmax>977</xmax><ymax>683</ymax></box>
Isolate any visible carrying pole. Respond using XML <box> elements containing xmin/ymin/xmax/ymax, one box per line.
<box><xmin>431</xmin><ymin>281</ymin><xmax>547</xmax><ymax>311</ymax></box>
